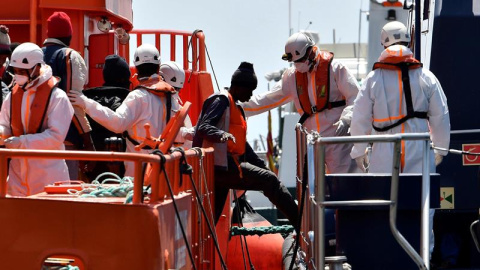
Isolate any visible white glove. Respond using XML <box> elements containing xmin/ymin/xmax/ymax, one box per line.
<box><xmin>355</xmin><ymin>154</ymin><xmax>369</xmax><ymax>173</ymax></box>
<box><xmin>435</xmin><ymin>153</ymin><xmax>443</xmax><ymax>166</ymax></box>
<box><xmin>67</xmin><ymin>90</ymin><xmax>89</xmax><ymax>110</ymax></box>
<box><xmin>181</xmin><ymin>127</ymin><xmax>195</xmax><ymax>141</ymax></box>
<box><xmin>4</xmin><ymin>136</ymin><xmax>21</xmax><ymax>149</ymax></box>
<box><xmin>333</xmin><ymin>118</ymin><xmax>349</xmax><ymax>136</ymax></box>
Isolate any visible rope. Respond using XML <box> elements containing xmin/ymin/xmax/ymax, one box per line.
<box><xmin>42</xmin><ymin>265</ymin><xmax>80</xmax><ymax>270</ymax></box>
<box><xmin>232</xmin><ymin>192</ymin><xmax>255</xmax><ymax>270</ymax></box>
<box><xmin>187</xmin><ymin>29</ymin><xmax>220</xmax><ymax>92</ymax></box>
<box><xmin>230</xmin><ymin>225</ymin><xmax>295</xmax><ymax>236</ymax></box>
<box><xmin>172</xmin><ymin>147</ymin><xmax>228</xmax><ymax>270</ymax></box>
<box><xmin>432</xmin><ymin>145</ymin><xmax>480</xmax><ymax>156</ymax></box>
<box><xmin>66</xmin><ymin>173</ymin><xmax>147</xmax><ymax>204</ymax></box>
<box><xmin>192</xmin><ymin>147</ymin><xmax>216</xmax><ymax>223</ymax></box>
<box><xmin>151</xmin><ymin>149</ymin><xmax>198</xmax><ymax>270</ymax></box>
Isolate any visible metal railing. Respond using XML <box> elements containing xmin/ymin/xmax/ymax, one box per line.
<box><xmin>295</xmin><ymin>124</ymin><xmax>432</xmax><ymax>270</ymax></box>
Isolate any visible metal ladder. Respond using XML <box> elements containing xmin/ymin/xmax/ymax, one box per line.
<box><xmin>295</xmin><ymin>124</ymin><xmax>432</xmax><ymax>270</ymax></box>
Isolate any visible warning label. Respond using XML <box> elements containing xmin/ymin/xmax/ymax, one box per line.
<box><xmin>462</xmin><ymin>144</ymin><xmax>480</xmax><ymax>166</ymax></box>
<box><xmin>440</xmin><ymin>187</ymin><xmax>454</xmax><ymax>209</ymax></box>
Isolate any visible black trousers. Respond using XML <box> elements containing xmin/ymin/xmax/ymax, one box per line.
<box><xmin>214</xmin><ymin>159</ymin><xmax>299</xmax><ymax>229</ymax></box>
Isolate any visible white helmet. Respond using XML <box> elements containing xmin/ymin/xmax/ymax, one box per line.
<box><xmin>160</xmin><ymin>61</ymin><xmax>185</xmax><ymax>89</ymax></box>
<box><xmin>134</xmin><ymin>44</ymin><xmax>160</xmax><ymax>66</ymax></box>
<box><xmin>10</xmin><ymin>42</ymin><xmax>44</xmax><ymax>69</ymax></box>
<box><xmin>282</xmin><ymin>32</ymin><xmax>315</xmax><ymax>62</ymax></box>
<box><xmin>381</xmin><ymin>21</ymin><xmax>410</xmax><ymax>47</ymax></box>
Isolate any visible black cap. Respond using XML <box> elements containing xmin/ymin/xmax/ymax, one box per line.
<box><xmin>231</xmin><ymin>62</ymin><xmax>257</xmax><ymax>90</ymax></box>
<box><xmin>103</xmin><ymin>54</ymin><xmax>131</xmax><ymax>86</ymax></box>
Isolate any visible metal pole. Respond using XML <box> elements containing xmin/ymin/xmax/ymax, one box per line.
<box><xmin>315</xmin><ymin>137</ymin><xmax>325</xmax><ymax>270</ymax></box>
<box><xmin>389</xmin><ymin>140</ymin><xmax>427</xmax><ymax>270</ymax></box>
<box><xmin>421</xmin><ymin>139</ymin><xmax>431</xmax><ymax>268</ymax></box>
<box><xmin>289</xmin><ymin>0</ymin><xmax>292</xmax><ymax>35</ymax></box>
<box><xmin>356</xmin><ymin>5</ymin><xmax>362</xmax><ymax>80</ymax></box>
<box><xmin>415</xmin><ymin>0</ymin><xmax>422</xmax><ymax>61</ymax></box>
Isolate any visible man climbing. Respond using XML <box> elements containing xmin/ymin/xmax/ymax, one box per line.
<box><xmin>193</xmin><ymin>62</ymin><xmax>299</xmax><ymax>229</ymax></box>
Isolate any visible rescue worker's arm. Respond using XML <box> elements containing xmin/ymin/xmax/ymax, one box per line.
<box><xmin>172</xmin><ymin>94</ymin><xmax>194</xmax><ymax>142</ymax></box>
<box><xmin>241</xmin><ymin>80</ymin><xmax>293</xmax><ymax>117</ymax></box>
<box><xmin>69</xmin><ymin>50</ymin><xmax>92</xmax><ymax>134</ymax></box>
<box><xmin>349</xmin><ymin>77</ymin><xmax>373</xmax><ymax>160</ymax></box>
<box><xmin>70</xmin><ymin>90</ymin><xmax>141</xmax><ymax>134</ymax></box>
<box><xmin>195</xmin><ymin>96</ymin><xmax>230</xmax><ymax>143</ymax></box>
<box><xmin>0</xmin><ymin>91</ymin><xmax>12</xmax><ymax>140</ymax></box>
<box><xmin>331</xmin><ymin>61</ymin><xmax>361</xmax><ymax>125</ymax></box>
<box><xmin>7</xmin><ymin>89</ymin><xmax>74</xmax><ymax>150</ymax></box>
<box><xmin>423</xmin><ymin>72</ymin><xmax>450</xmax><ymax>156</ymax></box>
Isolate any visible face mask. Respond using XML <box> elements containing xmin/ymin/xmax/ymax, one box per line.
<box><xmin>14</xmin><ymin>74</ymin><xmax>29</xmax><ymax>87</ymax></box>
<box><xmin>294</xmin><ymin>61</ymin><xmax>310</xmax><ymax>73</ymax></box>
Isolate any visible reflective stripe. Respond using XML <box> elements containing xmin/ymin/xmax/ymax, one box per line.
<box><xmin>311</xmin><ymin>73</ymin><xmax>321</xmax><ymax>131</ymax></box>
<box><xmin>397</xmin><ymin>70</ymin><xmax>403</xmax><ymax>116</ymax></box>
<box><xmin>373</xmin><ymin>114</ymin><xmax>406</xmax><ymax>122</ymax></box>
<box><xmin>25</xmin><ymin>91</ymin><xmax>34</xmax><ymax>133</ymax></box>
<box><xmin>243</xmin><ymin>96</ymin><xmax>290</xmax><ymax>112</ymax></box>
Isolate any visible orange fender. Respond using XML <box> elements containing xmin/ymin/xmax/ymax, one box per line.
<box><xmin>226</xmin><ymin>212</ymin><xmax>284</xmax><ymax>270</ymax></box>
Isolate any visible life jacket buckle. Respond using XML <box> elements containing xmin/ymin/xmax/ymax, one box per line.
<box><xmin>311</xmin><ymin>106</ymin><xmax>317</xmax><ymax>114</ymax></box>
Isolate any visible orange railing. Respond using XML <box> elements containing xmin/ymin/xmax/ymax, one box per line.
<box><xmin>0</xmin><ymin>147</ymin><xmax>217</xmax><ymax>269</ymax></box>
<box><xmin>130</xmin><ymin>29</ymin><xmax>207</xmax><ymax>72</ymax></box>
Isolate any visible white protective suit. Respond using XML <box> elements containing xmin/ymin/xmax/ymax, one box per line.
<box><xmin>350</xmin><ymin>45</ymin><xmax>450</xmax><ymax>173</ymax></box>
<box><xmin>242</xmin><ymin>48</ymin><xmax>360</xmax><ymax>173</ymax></box>
<box><xmin>0</xmin><ymin>64</ymin><xmax>74</xmax><ymax>196</ymax></box>
<box><xmin>82</xmin><ymin>74</ymin><xmax>187</xmax><ymax>176</ymax></box>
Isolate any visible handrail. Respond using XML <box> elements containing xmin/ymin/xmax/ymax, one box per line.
<box><xmin>299</xmin><ymin>132</ymin><xmax>432</xmax><ymax>270</ymax></box>
<box><xmin>130</xmin><ymin>29</ymin><xmax>207</xmax><ymax>72</ymax></box>
<box><xmin>0</xmin><ymin>148</ymin><xmax>206</xmax><ymax>204</ymax></box>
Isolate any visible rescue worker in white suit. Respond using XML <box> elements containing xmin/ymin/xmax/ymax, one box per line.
<box><xmin>0</xmin><ymin>42</ymin><xmax>74</xmax><ymax>196</ymax></box>
<box><xmin>350</xmin><ymin>21</ymin><xmax>450</xmax><ymax>258</ymax></box>
<box><xmin>68</xmin><ymin>44</ymin><xmax>190</xmax><ymax>177</ymax></box>
<box><xmin>242</xmin><ymin>32</ymin><xmax>360</xmax><ymax>173</ymax></box>
<box><xmin>159</xmin><ymin>61</ymin><xmax>194</xmax><ymax>148</ymax></box>
<box><xmin>350</xmin><ymin>21</ymin><xmax>450</xmax><ymax>173</ymax></box>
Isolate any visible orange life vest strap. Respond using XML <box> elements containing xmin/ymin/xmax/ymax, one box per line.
<box><xmin>226</xmin><ymin>93</ymin><xmax>247</xmax><ymax>156</ymax></box>
<box><xmin>124</xmin><ymin>78</ymin><xmax>177</xmax><ymax>147</ymax></box>
<box><xmin>295</xmin><ymin>50</ymin><xmax>345</xmax><ymax>124</ymax></box>
<box><xmin>10</xmin><ymin>77</ymin><xmax>57</xmax><ymax>136</ymax></box>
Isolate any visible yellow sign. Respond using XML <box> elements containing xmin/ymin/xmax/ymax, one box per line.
<box><xmin>440</xmin><ymin>187</ymin><xmax>454</xmax><ymax>209</ymax></box>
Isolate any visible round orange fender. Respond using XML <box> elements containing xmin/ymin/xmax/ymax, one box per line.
<box><xmin>226</xmin><ymin>213</ymin><xmax>284</xmax><ymax>270</ymax></box>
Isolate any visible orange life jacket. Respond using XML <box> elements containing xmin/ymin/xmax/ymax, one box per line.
<box><xmin>124</xmin><ymin>76</ymin><xmax>177</xmax><ymax>148</ymax></box>
<box><xmin>10</xmin><ymin>77</ymin><xmax>58</xmax><ymax>136</ymax></box>
<box><xmin>372</xmin><ymin>54</ymin><xmax>426</xmax><ymax>132</ymax></box>
<box><xmin>295</xmin><ymin>50</ymin><xmax>345</xmax><ymax>124</ymax></box>
<box><xmin>136</xmin><ymin>75</ymin><xmax>176</xmax><ymax>121</ymax></box>
<box><xmin>226</xmin><ymin>93</ymin><xmax>247</xmax><ymax>156</ymax></box>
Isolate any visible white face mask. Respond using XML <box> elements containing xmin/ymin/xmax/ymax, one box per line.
<box><xmin>294</xmin><ymin>61</ymin><xmax>310</xmax><ymax>73</ymax></box>
<box><xmin>14</xmin><ymin>74</ymin><xmax>29</xmax><ymax>87</ymax></box>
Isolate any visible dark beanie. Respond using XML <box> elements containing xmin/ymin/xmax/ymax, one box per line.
<box><xmin>231</xmin><ymin>62</ymin><xmax>257</xmax><ymax>90</ymax></box>
<box><xmin>103</xmin><ymin>54</ymin><xmax>131</xmax><ymax>85</ymax></box>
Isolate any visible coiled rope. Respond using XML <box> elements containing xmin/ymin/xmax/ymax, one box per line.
<box><xmin>67</xmin><ymin>172</ymin><xmax>148</xmax><ymax>204</ymax></box>
<box><xmin>230</xmin><ymin>225</ymin><xmax>295</xmax><ymax>236</ymax></box>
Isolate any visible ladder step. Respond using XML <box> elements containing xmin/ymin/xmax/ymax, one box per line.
<box><xmin>320</xmin><ymin>200</ymin><xmax>394</xmax><ymax>207</ymax></box>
